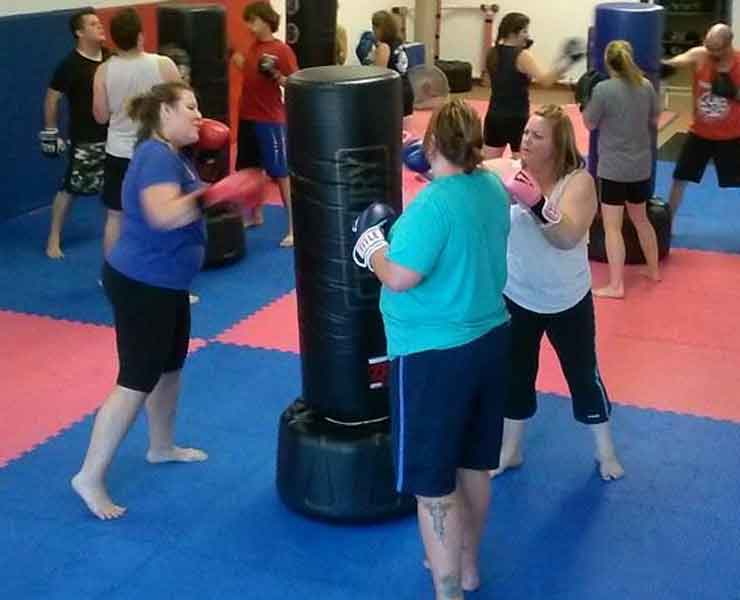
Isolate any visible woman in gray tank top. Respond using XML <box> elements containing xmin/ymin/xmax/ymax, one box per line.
<box><xmin>485</xmin><ymin>104</ymin><xmax>624</xmax><ymax>482</ymax></box>
<box><xmin>582</xmin><ymin>41</ymin><xmax>661</xmax><ymax>298</ymax></box>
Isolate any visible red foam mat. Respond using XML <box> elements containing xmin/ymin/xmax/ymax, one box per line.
<box><xmin>218</xmin><ymin>249</ymin><xmax>740</xmax><ymax>423</ymax></box>
<box><xmin>216</xmin><ymin>291</ymin><xmax>299</xmax><ymax>353</ymax></box>
<box><xmin>0</xmin><ymin>311</ymin><xmax>206</xmax><ymax>467</ymax></box>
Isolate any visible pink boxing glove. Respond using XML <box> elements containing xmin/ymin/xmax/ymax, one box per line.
<box><xmin>503</xmin><ymin>169</ymin><xmax>561</xmax><ymax>225</ymax></box>
<box><xmin>503</xmin><ymin>169</ymin><xmax>542</xmax><ymax>208</ymax></box>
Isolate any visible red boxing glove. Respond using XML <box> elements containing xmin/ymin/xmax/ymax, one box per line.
<box><xmin>200</xmin><ymin>170</ymin><xmax>266</xmax><ymax>211</ymax></box>
<box><xmin>503</xmin><ymin>168</ymin><xmax>541</xmax><ymax>207</ymax></box>
<box><xmin>196</xmin><ymin>118</ymin><xmax>230</xmax><ymax>152</ymax></box>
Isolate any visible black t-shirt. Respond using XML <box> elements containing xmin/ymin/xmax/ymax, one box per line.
<box><xmin>487</xmin><ymin>45</ymin><xmax>530</xmax><ymax>118</ymax></box>
<box><xmin>50</xmin><ymin>48</ymin><xmax>111</xmax><ymax>143</ymax></box>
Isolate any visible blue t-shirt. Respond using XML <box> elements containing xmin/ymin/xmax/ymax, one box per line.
<box><xmin>379</xmin><ymin>169</ymin><xmax>511</xmax><ymax>358</ymax></box>
<box><xmin>107</xmin><ymin>139</ymin><xmax>206</xmax><ymax>290</ymax></box>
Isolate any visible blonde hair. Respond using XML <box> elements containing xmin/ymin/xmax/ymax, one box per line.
<box><xmin>605</xmin><ymin>40</ymin><xmax>644</xmax><ymax>87</ymax></box>
<box><xmin>532</xmin><ymin>104</ymin><xmax>583</xmax><ymax>181</ymax></box>
<box><xmin>423</xmin><ymin>99</ymin><xmax>483</xmax><ymax>173</ymax></box>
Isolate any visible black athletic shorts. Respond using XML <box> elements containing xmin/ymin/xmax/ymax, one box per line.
<box><xmin>390</xmin><ymin>322</ymin><xmax>511</xmax><ymax>497</ymax></box>
<box><xmin>598</xmin><ymin>178</ymin><xmax>651</xmax><ymax>206</ymax></box>
<box><xmin>101</xmin><ymin>153</ymin><xmax>130</xmax><ymax>211</ymax></box>
<box><xmin>673</xmin><ymin>132</ymin><xmax>740</xmax><ymax>188</ymax></box>
<box><xmin>102</xmin><ymin>262</ymin><xmax>191</xmax><ymax>394</ymax></box>
<box><xmin>484</xmin><ymin>112</ymin><xmax>528</xmax><ymax>152</ymax></box>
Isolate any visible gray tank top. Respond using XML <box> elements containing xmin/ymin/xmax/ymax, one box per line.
<box><xmin>504</xmin><ymin>169</ymin><xmax>592</xmax><ymax>313</ymax></box>
<box><xmin>105</xmin><ymin>53</ymin><xmax>164</xmax><ymax>158</ymax></box>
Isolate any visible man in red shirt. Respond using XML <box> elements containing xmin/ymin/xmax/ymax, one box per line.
<box><xmin>233</xmin><ymin>2</ymin><xmax>298</xmax><ymax>247</ymax></box>
<box><xmin>663</xmin><ymin>24</ymin><xmax>740</xmax><ymax>215</ymax></box>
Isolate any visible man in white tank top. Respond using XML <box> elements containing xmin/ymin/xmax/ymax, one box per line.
<box><xmin>92</xmin><ymin>8</ymin><xmax>180</xmax><ymax>255</ymax></box>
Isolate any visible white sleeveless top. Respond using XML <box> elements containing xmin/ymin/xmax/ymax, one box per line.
<box><xmin>105</xmin><ymin>53</ymin><xmax>164</xmax><ymax>158</ymax></box>
<box><xmin>504</xmin><ymin>169</ymin><xmax>591</xmax><ymax>314</ymax></box>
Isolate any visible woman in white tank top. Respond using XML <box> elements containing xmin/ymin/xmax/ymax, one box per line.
<box><xmin>485</xmin><ymin>104</ymin><xmax>624</xmax><ymax>482</ymax></box>
<box><xmin>91</xmin><ymin>8</ymin><xmax>180</xmax><ymax>255</ymax></box>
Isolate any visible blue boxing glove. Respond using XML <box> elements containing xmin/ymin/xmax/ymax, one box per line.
<box><xmin>356</xmin><ymin>30</ymin><xmax>377</xmax><ymax>65</ymax></box>
<box><xmin>402</xmin><ymin>139</ymin><xmax>432</xmax><ymax>179</ymax></box>
<box><xmin>352</xmin><ymin>202</ymin><xmax>397</xmax><ymax>271</ymax></box>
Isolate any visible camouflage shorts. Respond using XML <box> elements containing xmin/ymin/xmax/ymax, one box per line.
<box><xmin>63</xmin><ymin>141</ymin><xmax>106</xmax><ymax>195</ymax></box>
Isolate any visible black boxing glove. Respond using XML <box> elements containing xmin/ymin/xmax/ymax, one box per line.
<box><xmin>39</xmin><ymin>128</ymin><xmax>67</xmax><ymax>157</ymax></box>
<box><xmin>574</xmin><ymin>69</ymin><xmax>608</xmax><ymax>110</ymax></box>
<box><xmin>660</xmin><ymin>62</ymin><xmax>677</xmax><ymax>79</ymax></box>
<box><xmin>258</xmin><ymin>53</ymin><xmax>280</xmax><ymax>79</ymax></box>
<box><xmin>712</xmin><ymin>72</ymin><xmax>738</xmax><ymax>100</ymax></box>
<box><xmin>352</xmin><ymin>202</ymin><xmax>397</xmax><ymax>271</ymax></box>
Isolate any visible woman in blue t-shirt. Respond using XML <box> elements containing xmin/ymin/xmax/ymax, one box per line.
<box><xmin>353</xmin><ymin>99</ymin><xmax>511</xmax><ymax>599</ymax></box>
<box><xmin>72</xmin><ymin>81</ymin><xmax>208</xmax><ymax>520</ymax></box>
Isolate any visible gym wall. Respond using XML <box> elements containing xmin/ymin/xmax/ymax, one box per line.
<box><xmin>338</xmin><ymin>0</ymin><xmax>413</xmax><ymax>65</ymax></box>
<box><xmin>0</xmin><ymin>0</ymin><xmax>259</xmax><ymax>222</ymax></box>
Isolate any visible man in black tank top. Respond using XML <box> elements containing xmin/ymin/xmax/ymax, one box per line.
<box><xmin>43</xmin><ymin>9</ymin><xmax>109</xmax><ymax>259</ymax></box>
<box><xmin>483</xmin><ymin>12</ymin><xmax>585</xmax><ymax>159</ymax></box>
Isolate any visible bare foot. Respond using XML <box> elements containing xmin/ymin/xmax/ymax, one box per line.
<box><xmin>279</xmin><ymin>234</ymin><xmax>294</xmax><ymax>248</ymax></box>
<box><xmin>489</xmin><ymin>452</ymin><xmax>523</xmax><ymax>478</ymax></box>
<box><xmin>461</xmin><ymin>553</ymin><xmax>481</xmax><ymax>592</ymax></box>
<box><xmin>146</xmin><ymin>446</ymin><xmax>208</xmax><ymax>464</ymax></box>
<box><xmin>46</xmin><ymin>243</ymin><xmax>64</xmax><ymax>259</ymax></box>
<box><xmin>243</xmin><ymin>216</ymin><xmax>264</xmax><ymax>229</ymax></box>
<box><xmin>593</xmin><ymin>285</ymin><xmax>624</xmax><ymax>299</ymax></box>
<box><xmin>639</xmin><ymin>268</ymin><xmax>661</xmax><ymax>282</ymax></box>
<box><xmin>597</xmin><ymin>454</ymin><xmax>625</xmax><ymax>481</ymax></box>
<box><xmin>71</xmin><ymin>473</ymin><xmax>126</xmax><ymax>520</ymax></box>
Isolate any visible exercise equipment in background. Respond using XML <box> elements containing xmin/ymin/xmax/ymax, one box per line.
<box><xmin>589</xmin><ymin>199</ymin><xmax>672</xmax><ymax>264</ymax></box>
<box><xmin>407</xmin><ymin>64</ymin><xmax>449</xmax><ymax>109</ymax></box>
<box><xmin>158</xmin><ymin>3</ymin><xmax>228</xmax><ymax>123</ymax></box>
<box><xmin>286</xmin><ymin>0</ymin><xmax>337</xmax><ymax>68</ymax></box>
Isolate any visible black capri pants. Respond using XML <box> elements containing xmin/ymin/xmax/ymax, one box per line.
<box><xmin>102</xmin><ymin>262</ymin><xmax>191</xmax><ymax>394</ymax></box>
<box><xmin>504</xmin><ymin>292</ymin><xmax>611</xmax><ymax>424</ymax></box>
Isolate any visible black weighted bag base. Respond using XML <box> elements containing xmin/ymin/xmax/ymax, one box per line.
<box><xmin>276</xmin><ymin>400</ymin><xmax>416</xmax><ymax>523</ymax></box>
<box><xmin>589</xmin><ymin>198</ymin><xmax>672</xmax><ymax>264</ymax></box>
<box><xmin>203</xmin><ymin>203</ymin><xmax>246</xmax><ymax>269</ymax></box>
<box><xmin>435</xmin><ymin>60</ymin><xmax>473</xmax><ymax>93</ymax></box>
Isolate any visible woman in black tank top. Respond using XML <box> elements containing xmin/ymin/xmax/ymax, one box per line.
<box><xmin>484</xmin><ymin>12</ymin><xmax>580</xmax><ymax>159</ymax></box>
<box><xmin>372</xmin><ymin>10</ymin><xmax>414</xmax><ymax>118</ymax></box>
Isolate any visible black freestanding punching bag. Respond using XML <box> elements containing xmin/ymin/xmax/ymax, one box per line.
<box><xmin>286</xmin><ymin>0</ymin><xmax>337</xmax><ymax>68</ymax></box>
<box><xmin>277</xmin><ymin>66</ymin><xmax>415</xmax><ymax>522</ymax></box>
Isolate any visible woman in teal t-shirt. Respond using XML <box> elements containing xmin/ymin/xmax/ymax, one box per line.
<box><xmin>353</xmin><ymin>99</ymin><xmax>510</xmax><ymax>599</ymax></box>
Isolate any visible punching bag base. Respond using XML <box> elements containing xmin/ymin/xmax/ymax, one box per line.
<box><xmin>203</xmin><ymin>204</ymin><xmax>246</xmax><ymax>269</ymax></box>
<box><xmin>276</xmin><ymin>400</ymin><xmax>416</xmax><ymax>523</ymax></box>
<box><xmin>589</xmin><ymin>198</ymin><xmax>672</xmax><ymax>265</ymax></box>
